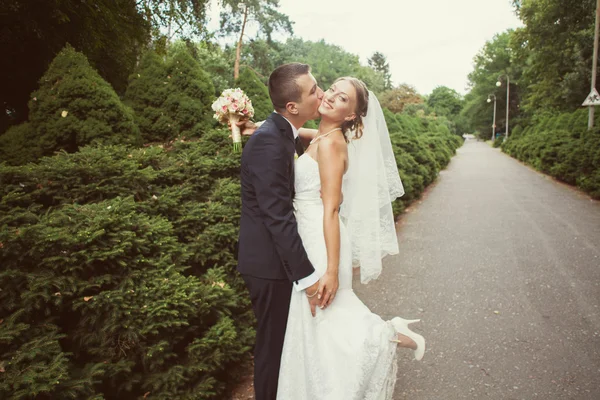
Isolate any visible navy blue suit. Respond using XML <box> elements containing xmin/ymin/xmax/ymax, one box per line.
<box><xmin>238</xmin><ymin>112</ymin><xmax>314</xmax><ymax>399</ymax></box>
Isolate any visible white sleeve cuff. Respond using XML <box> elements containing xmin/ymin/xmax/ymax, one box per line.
<box><xmin>294</xmin><ymin>271</ymin><xmax>320</xmax><ymax>292</ymax></box>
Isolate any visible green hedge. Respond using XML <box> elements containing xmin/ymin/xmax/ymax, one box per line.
<box><xmin>0</xmin><ymin>131</ymin><xmax>255</xmax><ymax>399</ymax></box>
<box><xmin>503</xmin><ymin>108</ymin><xmax>600</xmax><ymax>198</ymax></box>
<box><xmin>384</xmin><ymin>109</ymin><xmax>464</xmax><ymax>214</ymax></box>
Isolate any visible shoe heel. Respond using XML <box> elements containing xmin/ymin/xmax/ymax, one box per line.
<box><xmin>391</xmin><ymin>317</ymin><xmax>426</xmax><ymax>361</ymax></box>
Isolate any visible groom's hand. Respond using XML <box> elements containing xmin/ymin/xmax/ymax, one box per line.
<box><xmin>305</xmin><ymin>281</ymin><xmax>321</xmax><ymax>317</ymax></box>
<box><xmin>318</xmin><ymin>271</ymin><xmax>339</xmax><ymax>309</ymax></box>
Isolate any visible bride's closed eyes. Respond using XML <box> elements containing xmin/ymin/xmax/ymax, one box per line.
<box><xmin>326</xmin><ymin>86</ymin><xmax>349</xmax><ymax>103</ymax></box>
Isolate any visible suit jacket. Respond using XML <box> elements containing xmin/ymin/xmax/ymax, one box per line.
<box><xmin>237</xmin><ymin>112</ymin><xmax>315</xmax><ymax>282</ymax></box>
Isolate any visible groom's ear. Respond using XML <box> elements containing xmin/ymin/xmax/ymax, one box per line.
<box><xmin>286</xmin><ymin>102</ymin><xmax>300</xmax><ymax>115</ymax></box>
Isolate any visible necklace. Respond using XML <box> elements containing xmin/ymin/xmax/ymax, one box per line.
<box><xmin>309</xmin><ymin>128</ymin><xmax>342</xmax><ymax>145</ymax></box>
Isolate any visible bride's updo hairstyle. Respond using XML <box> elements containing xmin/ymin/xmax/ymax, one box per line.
<box><xmin>335</xmin><ymin>77</ymin><xmax>369</xmax><ymax>140</ymax></box>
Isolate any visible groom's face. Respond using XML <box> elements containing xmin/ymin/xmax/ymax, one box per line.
<box><xmin>294</xmin><ymin>73</ymin><xmax>324</xmax><ymax>121</ymax></box>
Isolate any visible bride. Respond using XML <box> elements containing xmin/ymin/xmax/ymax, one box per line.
<box><xmin>276</xmin><ymin>77</ymin><xmax>425</xmax><ymax>400</ymax></box>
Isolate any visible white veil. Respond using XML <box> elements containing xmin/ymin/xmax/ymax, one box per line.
<box><xmin>340</xmin><ymin>91</ymin><xmax>405</xmax><ymax>284</ymax></box>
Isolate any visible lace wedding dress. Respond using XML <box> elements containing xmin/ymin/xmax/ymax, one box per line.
<box><xmin>276</xmin><ymin>153</ymin><xmax>401</xmax><ymax>400</ymax></box>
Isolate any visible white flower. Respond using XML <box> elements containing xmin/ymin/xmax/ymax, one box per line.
<box><xmin>61</xmin><ymin>110</ymin><xmax>68</xmax><ymax>118</ymax></box>
<box><xmin>210</xmin><ymin>88</ymin><xmax>255</xmax><ymax>124</ymax></box>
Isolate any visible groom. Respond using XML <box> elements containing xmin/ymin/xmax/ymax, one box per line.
<box><xmin>237</xmin><ymin>63</ymin><xmax>325</xmax><ymax>399</ymax></box>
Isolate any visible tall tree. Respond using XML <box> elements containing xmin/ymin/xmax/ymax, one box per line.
<box><xmin>380</xmin><ymin>84</ymin><xmax>424</xmax><ymax>114</ymax></box>
<box><xmin>368</xmin><ymin>52</ymin><xmax>393</xmax><ymax>90</ymax></box>
<box><xmin>277</xmin><ymin>38</ymin><xmax>362</xmax><ymax>88</ymax></box>
<box><xmin>140</xmin><ymin>0</ymin><xmax>212</xmax><ymax>52</ymax></box>
<box><xmin>427</xmin><ymin>86</ymin><xmax>464</xmax><ymax>118</ymax></box>
<box><xmin>511</xmin><ymin>0</ymin><xmax>595</xmax><ymax>113</ymax></box>
<box><xmin>462</xmin><ymin>31</ymin><xmax>521</xmax><ymax>137</ymax></box>
<box><xmin>218</xmin><ymin>0</ymin><xmax>293</xmax><ymax>79</ymax></box>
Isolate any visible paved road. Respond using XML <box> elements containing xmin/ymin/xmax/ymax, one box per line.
<box><xmin>355</xmin><ymin>139</ymin><xmax>600</xmax><ymax>400</ymax></box>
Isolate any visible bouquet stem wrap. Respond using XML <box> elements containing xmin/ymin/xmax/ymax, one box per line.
<box><xmin>229</xmin><ymin>113</ymin><xmax>242</xmax><ymax>152</ymax></box>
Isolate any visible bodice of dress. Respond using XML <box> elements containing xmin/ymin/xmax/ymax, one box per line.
<box><xmin>294</xmin><ymin>154</ymin><xmax>322</xmax><ymax>205</ymax></box>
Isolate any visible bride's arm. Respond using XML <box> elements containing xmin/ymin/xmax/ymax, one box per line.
<box><xmin>316</xmin><ymin>137</ymin><xmax>346</xmax><ymax>308</ymax></box>
<box><xmin>298</xmin><ymin>128</ymin><xmax>318</xmax><ymax>148</ymax></box>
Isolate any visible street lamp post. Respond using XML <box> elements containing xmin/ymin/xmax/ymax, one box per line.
<box><xmin>497</xmin><ymin>75</ymin><xmax>510</xmax><ymax>139</ymax></box>
<box><xmin>487</xmin><ymin>94</ymin><xmax>497</xmax><ymax>142</ymax></box>
<box><xmin>589</xmin><ymin>0</ymin><xmax>600</xmax><ymax>130</ymax></box>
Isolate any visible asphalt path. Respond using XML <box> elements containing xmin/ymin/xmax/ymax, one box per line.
<box><xmin>354</xmin><ymin>139</ymin><xmax>600</xmax><ymax>400</ymax></box>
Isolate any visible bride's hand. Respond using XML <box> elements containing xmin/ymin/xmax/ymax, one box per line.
<box><xmin>227</xmin><ymin>119</ymin><xmax>261</xmax><ymax>136</ymax></box>
<box><xmin>318</xmin><ymin>271</ymin><xmax>339</xmax><ymax>309</ymax></box>
<box><xmin>305</xmin><ymin>281</ymin><xmax>321</xmax><ymax>317</ymax></box>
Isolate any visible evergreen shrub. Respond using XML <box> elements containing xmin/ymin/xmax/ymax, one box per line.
<box><xmin>125</xmin><ymin>49</ymin><xmax>215</xmax><ymax>144</ymax></box>
<box><xmin>0</xmin><ymin>45</ymin><xmax>141</xmax><ymax>166</ymax></box>
<box><xmin>386</xmin><ymin>111</ymin><xmax>463</xmax><ymax>214</ymax></box>
<box><xmin>0</xmin><ymin>129</ymin><xmax>254</xmax><ymax>399</ymax></box>
<box><xmin>235</xmin><ymin>67</ymin><xmax>272</xmax><ymax>122</ymax></box>
<box><xmin>493</xmin><ymin>135</ymin><xmax>504</xmax><ymax>148</ymax></box>
<box><xmin>503</xmin><ymin>109</ymin><xmax>600</xmax><ymax>199</ymax></box>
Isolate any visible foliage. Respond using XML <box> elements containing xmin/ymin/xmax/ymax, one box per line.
<box><xmin>279</xmin><ymin>38</ymin><xmax>362</xmax><ymax>88</ymax></box>
<box><xmin>380</xmin><ymin>84</ymin><xmax>424</xmax><ymax>114</ymax></box>
<box><xmin>218</xmin><ymin>0</ymin><xmax>293</xmax><ymax>42</ymax></box>
<box><xmin>235</xmin><ymin>67</ymin><xmax>272</xmax><ymax>121</ymax></box>
<box><xmin>125</xmin><ymin>48</ymin><xmax>215</xmax><ymax>143</ymax></box>
<box><xmin>493</xmin><ymin>135</ymin><xmax>504</xmax><ymax>148</ymax></box>
<box><xmin>368</xmin><ymin>52</ymin><xmax>393</xmax><ymax>90</ymax></box>
<box><xmin>163</xmin><ymin>48</ymin><xmax>216</xmax><ymax>137</ymax></box>
<box><xmin>0</xmin><ymin>123</ymin><xmax>41</xmax><ymax>166</ymax></box>
<box><xmin>141</xmin><ymin>0</ymin><xmax>212</xmax><ymax>45</ymax></box>
<box><xmin>0</xmin><ymin>0</ymin><xmax>149</xmax><ymax>133</ymax></box>
<box><xmin>0</xmin><ymin>45</ymin><xmax>141</xmax><ymax>165</ymax></box>
<box><xmin>0</xmin><ymin>131</ymin><xmax>255</xmax><ymax>399</ymax></box>
<box><xmin>124</xmin><ymin>51</ymin><xmax>175</xmax><ymax>143</ymax></box>
<box><xmin>427</xmin><ymin>86</ymin><xmax>469</xmax><ymax>135</ymax></box>
<box><xmin>383</xmin><ymin>104</ymin><xmax>464</xmax><ymax>213</ymax></box>
<box><xmin>218</xmin><ymin>0</ymin><xmax>293</xmax><ymax>79</ymax></box>
<box><xmin>428</xmin><ymin>86</ymin><xmax>463</xmax><ymax>117</ymax></box>
<box><xmin>462</xmin><ymin>30</ymin><xmax>521</xmax><ymax>136</ymax></box>
<box><xmin>512</xmin><ymin>0</ymin><xmax>595</xmax><ymax>113</ymax></box>
<box><xmin>503</xmin><ymin>109</ymin><xmax>600</xmax><ymax>198</ymax></box>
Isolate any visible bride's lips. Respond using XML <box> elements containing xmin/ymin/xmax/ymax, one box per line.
<box><xmin>321</xmin><ymin>101</ymin><xmax>333</xmax><ymax>110</ymax></box>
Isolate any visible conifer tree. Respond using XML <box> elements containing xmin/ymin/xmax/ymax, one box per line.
<box><xmin>124</xmin><ymin>51</ymin><xmax>177</xmax><ymax>143</ymax></box>
<box><xmin>28</xmin><ymin>44</ymin><xmax>141</xmax><ymax>155</ymax></box>
<box><xmin>164</xmin><ymin>48</ymin><xmax>216</xmax><ymax>138</ymax></box>
<box><xmin>235</xmin><ymin>66</ymin><xmax>272</xmax><ymax>121</ymax></box>
<box><xmin>125</xmin><ymin>48</ymin><xmax>216</xmax><ymax>143</ymax></box>
<box><xmin>0</xmin><ymin>138</ymin><xmax>254</xmax><ymax>399</ymax></box>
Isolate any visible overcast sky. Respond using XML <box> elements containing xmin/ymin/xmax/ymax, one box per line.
<box><xmin>208</xmin><ymin>0</ymin><xmax>522</xmax><ymax>95</ymax></box>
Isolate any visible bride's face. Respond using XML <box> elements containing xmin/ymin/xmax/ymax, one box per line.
<box><xmin>318</xmin><ymin>79</ymin><xmax>357</xmax><ymax>125</ymax></box>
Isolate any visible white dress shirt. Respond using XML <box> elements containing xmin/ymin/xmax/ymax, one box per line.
<box><xmin>278</xmin><ymin>113</ymin><xmax>320</xmax><ymax>292</ymax></box>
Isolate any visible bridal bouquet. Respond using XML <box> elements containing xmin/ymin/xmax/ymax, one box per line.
<box><xmin>212</xmin><ymin>88</ymin><xmax>254</xmax><ymax>152</ymax></box>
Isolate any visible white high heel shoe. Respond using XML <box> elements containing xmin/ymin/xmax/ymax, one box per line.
<box><xmin>390</xmin><ymin>317</ymin><xmax>426</xmax><ymax>361</ymax></box>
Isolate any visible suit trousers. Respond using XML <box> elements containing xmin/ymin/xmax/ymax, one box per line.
<box><xmin>242</xmin><ymin>274</ymin><xmax>293</xmax><ymax>400</ymax></box>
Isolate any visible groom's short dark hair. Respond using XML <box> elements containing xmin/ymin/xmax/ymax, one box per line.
<box><xmin>268</xmin><ymin>63</ymin><xmax>311</xmax><ymax>112</ymax></box>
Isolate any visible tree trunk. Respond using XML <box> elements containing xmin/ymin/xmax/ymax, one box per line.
<box><xmin>234</xmin><ymin>4</ymin><xmax>249</xmax><ymax>80</ymax></box>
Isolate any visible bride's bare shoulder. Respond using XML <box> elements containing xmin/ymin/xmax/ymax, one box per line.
<box><xmin>316</xmin><ymin>133</ymin><xmax>348</xmax><ymax>155</ymax></box>
<box><xmin>316</xmin><ymin>133</ymin><xmax>348</xmax><ymax>172</ymax></box>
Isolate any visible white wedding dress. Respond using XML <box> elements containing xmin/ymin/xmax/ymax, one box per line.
<box><xmin>276</xmin><ymin>153</ymin><xmax>401</xmax><ymax>400</ymax></box>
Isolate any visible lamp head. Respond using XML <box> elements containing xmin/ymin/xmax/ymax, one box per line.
<box><xmin>496</xmin><ymin>81</ymin><xmax>502</xmax><ymax>87</ymax></box>
<box><xmin>487</xmin><ymin>98</ymin><xmax>491</xmax><ymax>103</ymax></box>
